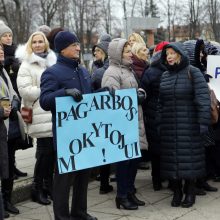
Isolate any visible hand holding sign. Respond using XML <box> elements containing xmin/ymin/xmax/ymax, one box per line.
<box><xmin>56</xmin><ymin>88</ymin><xmax>140</xmax><ymax>174</ymax></box>
<box><xmin>65</xmin><ymin>88</ymin><xmax>83</xmax><ymax>102</ymax></box>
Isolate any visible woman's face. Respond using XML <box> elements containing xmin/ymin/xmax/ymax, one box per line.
<box><xmin>31</xmin><ymin>34</ymin><xmax>46</xmax><ymax>54</ymax></box>
<box><xmin>0</xmin><ymin>46</ymin><xmax>4</xmax><ymax>62</ymax></box>
<box><xmin>138</xmin><ymin>46</ymin><xmax>149</xmax><ymax>61</ymax></box>
<box><xmin>122</xmin><ymin>44</ymin><xmax>132</xmax><ymax>63</ymax></box>
<box><xmin>166</xmin><ymin>48</ymin><xmax>180</xmax><ymax>65</ymax></box>
<box><xmin>94</xmin><ymin>47</ymin><xmax>104</xmax><ymax>61</ymax></box>
<box><xmin>129</xmin><ymin>36</ymin><xmax>136</xmax><ymax>47</ymax></box>
<box><xmin>1</xmin><ymin>32</ymin><xmax>12</xmax><ymax>46</ymax></box>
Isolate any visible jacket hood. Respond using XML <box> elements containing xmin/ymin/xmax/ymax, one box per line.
<box><xmin>182</xmin><ymin>39</ymin><xmax>205</xmax><ymax>71</ymax></box>
<box><xmin>108</xmin><ymin>38</ymin><xmax>127</xmax><ymax>65</ymax></box>
<box><xmin>161</xmin><ymin>42</ymin><xmax>189</xmax><ymax>71</ymax></box>
<box><xmin>150</xmin><ymin>51</ymin><xmax>162</xmax><ymax>65</ymax></box>
<box><xmin>15</xmin><ymin>44</ymin><xmax>57</xmax><ymax>68</ymax></box>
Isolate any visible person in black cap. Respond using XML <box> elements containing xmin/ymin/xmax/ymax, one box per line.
<box><xmin>40</xmin><ymin>31</ymin><xmax>97</xmax><ymax>220</ymax></box>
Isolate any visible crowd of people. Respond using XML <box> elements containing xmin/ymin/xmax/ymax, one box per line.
<box><xmin>0</xmin><ymin>19</ymin><xmax>220</xmax><ymax>220</ymax></box>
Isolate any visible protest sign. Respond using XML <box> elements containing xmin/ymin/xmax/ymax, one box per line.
<box><xmin>207</xmin><ymin>55</ymin><xmax>220</xmax><ymax>100</ymax></box>
<box><xmin>56</xmin><ymin>88</ymin><xmax>141</xmax><ymax>174</ymax></box>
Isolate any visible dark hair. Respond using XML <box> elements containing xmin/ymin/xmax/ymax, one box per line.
<box><xmin>46</xmin><ymin>27</ymin><xmax>64</xmax><ymax>50</ymax></box>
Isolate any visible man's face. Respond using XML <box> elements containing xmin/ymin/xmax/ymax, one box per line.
<box><xmin>61</xmin><ymin>43</ymin><xmax>80</xmax><ymax>59</ymax></box>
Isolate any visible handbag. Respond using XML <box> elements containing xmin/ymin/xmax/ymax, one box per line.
<box><xmin>20</xmin><ymin>98</ymin><xmax>38</xmax><ymax>124</ymax></box>
<box><xmin>188</xmin><ymin>70</ymin><xmax>219</xmax><ymax>124</ymax></box>
<box><xmin>210</xmin><ymin>89</ymin><xmax>219</xmax><ymax>124</ymax></box>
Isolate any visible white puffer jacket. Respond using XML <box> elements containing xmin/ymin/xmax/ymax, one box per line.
<box><xmin>16</xmin><ymin>45</ymin><xmax>56</xmax><ymax>138</ymax></box>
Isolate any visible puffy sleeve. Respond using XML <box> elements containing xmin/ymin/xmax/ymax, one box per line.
<box><xmin>17</xmin><ymin>63</ymin><xmax>40</xmax><ymax>102</ymax></box>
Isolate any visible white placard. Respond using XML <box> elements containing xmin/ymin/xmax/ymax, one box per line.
<box><xmin>207</xmin><ymin>55</ymin><xmax>220</xmax><ymax>100</ymax></box>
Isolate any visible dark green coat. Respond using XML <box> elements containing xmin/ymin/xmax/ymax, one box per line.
<box><xmin>158</xmin><ymin>43</ymin><xmax>210</xmax><ymax>180</ymax></box>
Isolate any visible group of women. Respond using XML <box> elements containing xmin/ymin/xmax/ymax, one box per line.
<box><xmin>92</xmin><ymin>32</ymin><xmax>214</xmax><ymax>210</ymax></box>
<box><xmin>0</xmin><ymin>18</ymin><xmax>218</xmax><ymax>219</ymax></box>
<box><xmin>0</xmin><ymin>21</ymin><xmax>59</xmax><ymax>219</ymax></box>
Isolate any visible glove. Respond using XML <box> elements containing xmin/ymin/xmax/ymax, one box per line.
<box><xmin>108</xmin><ymin>87</ymin><xmax>116</xmax><ymax>98</ymax></box>
<box><xmin>200</xmin><ymin>124</ymin><xmax>208</xmax><ymax>135</ymax></box>
<box><xmin>204</xmin><ymin>74</ymin><xmax>213</xmax><ymax>83</ymax></box>
<box><xmin>137</xmin><ymin>88</ymin><xmax>146</xmax><ymax>105</ymax></box>
<box><xmin>65</xmin><ymin>88</ymin><xmax>83</xmax><ymax>102</ymax></box>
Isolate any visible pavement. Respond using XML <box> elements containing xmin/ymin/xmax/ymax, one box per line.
<box><xmin>7</xmin><ymin>146</ymin><xmax>220</xmax><ymax>220</ymax></box>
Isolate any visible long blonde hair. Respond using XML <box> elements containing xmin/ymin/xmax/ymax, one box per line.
<box><xmin>25</xmin><ymin>31</ymin><xmax>49</xmax><ymax>55</ymax></box>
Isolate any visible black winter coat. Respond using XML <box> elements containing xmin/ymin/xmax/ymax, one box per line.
<box><xmin>159</xmin><ymin>43</ymin><xmax>211</xmax><ymax>180</ymax></box>
<box><xmin>141</xmin><ymin>51</ymin><xmax>166</xmax><ymax>154</ymax></box>
<box><xmin>40</xmin><ymin>55</ymin><xmax>92</xmax><ymax>149</ymax></box>
<box><xmin>91</xmin><ymin>59</ymin><xmax>109</xmax><ymax>90</ymax></box>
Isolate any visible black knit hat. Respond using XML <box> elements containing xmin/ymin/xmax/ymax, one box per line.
<box><xmin>54</xmin><ymin>31</ymin><xmax>79</xmax><ymax>53</ymax></box>
<box><xmin>92</xmin><ymin>34</ymin><xmax>112</xmax><ymax>56</ymax></box>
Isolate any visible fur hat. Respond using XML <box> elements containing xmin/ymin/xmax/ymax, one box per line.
<box><xmin>54</xmin><ymin>31</ymin><xmax>79</xmax><ymax>53</ymax></box>
<box><xmin>0</xmin><ymin>20</ymin><xmax>12</xmax><ymax>38</ymax></box>
<box><xmin>92</xmin><ymin>34</ymin><xmax>112</xmax><ymax>56</ymax></box>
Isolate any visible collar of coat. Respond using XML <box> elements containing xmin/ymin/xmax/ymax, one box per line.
<box><xmin>57</xmin><ymin>54</ymin><xmax>80</xmax><ymax>68</ymax></box>
<box><xmin>15</xmin><ymin>44</ymin><xmax>57</xmax><ymax>68</ymax></box>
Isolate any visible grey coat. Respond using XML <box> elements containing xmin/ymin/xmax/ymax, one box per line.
<box><xmin>102</xmin><ymin>38</ymin><xmax>148</xmax><ymax>150</ymax></box>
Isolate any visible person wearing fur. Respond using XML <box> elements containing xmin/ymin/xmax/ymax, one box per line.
<box><xmin>16</xmin><ymin>31</ymin><xmax>56</xmax><ymax>205</ymax></box>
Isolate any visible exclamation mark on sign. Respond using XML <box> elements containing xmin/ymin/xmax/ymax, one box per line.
<box><xmin>102</xmin><ymin>148</ymin><xmax>106</xmax><ymax>162</ymax></box>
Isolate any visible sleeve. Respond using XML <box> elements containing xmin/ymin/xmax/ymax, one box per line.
<box><xmin>192</xmin><ymin>67</ymin><xmax>211</xmax><ymax>125</ymax></box>
<box><xmin>40</xmin><ymin>70</ymin><xmax>66</xmax><ymax>112</ymax></box>
<box><xmin>141</xmin><ymin>69</ymin><xmax>151</xmax><ymax>92</ymax></box>
<box><xmin>101</xmin><ymin>70</ymin><xmax>121</xmax><ymax>90</ymax></box>
<box><xmin>17</xmin><ymin>64</ymin><xmax>40</xmax><ymax>102</ymax></box>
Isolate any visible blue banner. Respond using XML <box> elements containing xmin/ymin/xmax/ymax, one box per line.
<box><xmin>56</xmin><ymin>88</ymin><xmax>141</xmax><ymax>174</ymax></box>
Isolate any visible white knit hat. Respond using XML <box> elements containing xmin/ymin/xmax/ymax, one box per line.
<box><xmin>0</xmin><ymin>20</ymin><xmax>12</xmax><ymax>38</ymax></box>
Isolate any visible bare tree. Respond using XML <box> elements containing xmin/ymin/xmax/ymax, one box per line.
<box><xmin>102</xmin><ymin>0</ymin><xmax>112</xmax><ymax>34</ymax></box>
<box><xmin>0</xmin><ymin>0</ymin><xmax>33</xmax><ymax>43</ymax></box>
<box><xmin>70</xmin><ymin>0</ymin><xmax>102</xmax><ymax>54</ymax></box>
<box><xmin>188</xmin><ymin>0</ymin><xmax>202</xmax><ymax>39</ymax></box>
<box><xmin>207</xmin><ymin>0</ymin><xmax>220</xmax><ymax>42</ymax></box>
<box><xmin>57</xmin><ymin>0</ymin><xmax>69</xmax><ymax>28</ymax></box>
<box><xmin>39</xmin><ymin>0</ymin><xmax>59</xmax><ymax>26</ymax></box>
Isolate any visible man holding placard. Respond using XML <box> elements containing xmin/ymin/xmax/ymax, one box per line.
<box><xmin>40</xmin><ymin>31</ymin><xmax>97</xmax><ymax>220</ymax></box>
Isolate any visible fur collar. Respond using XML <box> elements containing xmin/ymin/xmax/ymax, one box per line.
<box><xmin>15</xmin><ymin>44</ymin><xmax>57</xmax><ymax>68</ymax></box>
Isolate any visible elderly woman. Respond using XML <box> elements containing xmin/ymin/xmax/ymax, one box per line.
<box><xmin>102</xmin><ymin>38</ymin><xmax>147</xmax><ymax>210</ymax></box>
<box><xmin>16</xmin><ymin>31</ymin><xmax>56</xmax><ymax>205</ymax></box>
<box><xmin>158</xmin><ymin>43</ymin><xmax>210</xmax><ymax>208</ymax></box>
